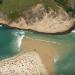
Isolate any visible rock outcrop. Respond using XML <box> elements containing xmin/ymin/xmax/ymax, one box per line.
<box><xmin>0</xmin><ymin>4</ymin><xmax>74</xmax><ymax>33</ymax></box>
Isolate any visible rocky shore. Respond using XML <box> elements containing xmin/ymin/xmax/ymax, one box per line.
<box><xmin>0</xmin><ymin>4</ymin><xmax>74</xmax><ymax>33</ymax></box>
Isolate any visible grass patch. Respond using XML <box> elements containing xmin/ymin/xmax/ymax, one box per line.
<box><xmin>42</xmin><ymin>0</ymin><xmax>59</xmax><ymax>12</ymax></box>
<box><xmin>55</xmin><ymin>0</ymin><xmax>75</xmax><ymax>13</ymax></box>
<box><xmin>0</xmin><ymin>0</ymin><xmax>39</xmax><ymax>20</ymax></box>
<box><xmin>0</xmin><ymin>0</ymin><xmax>60</xmax><ymax>20</ymax></box>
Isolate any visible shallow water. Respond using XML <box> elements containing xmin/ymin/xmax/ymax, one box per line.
<box><xmin>24</xmin><ymin>31</ymin><xmax>75</xmax><ymax>75</ymax></box>
<box><xmin>0</xmin><ymin>25</ymin><xmax>75</xmax><ymax>74</ymax></box>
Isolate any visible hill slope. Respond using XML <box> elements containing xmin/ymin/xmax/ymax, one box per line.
<box><xmin>0</xmin><ymin>0</ymin><xmax>74</xmax><ymax>33</ymax></box>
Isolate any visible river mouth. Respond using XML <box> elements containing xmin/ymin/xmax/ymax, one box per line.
<box><xmin>21</xmin><ymin>31</ymin><xmax>75</xmax><ymax>75</ymax></box>
<box><xmin>0</xmin><ymin>25</ymin><xmax>75</xmax><ymax>74</ymax></box>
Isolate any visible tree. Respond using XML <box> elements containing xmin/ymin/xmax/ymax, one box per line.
<box><xmin>0</xmin><ymin>0</ymin><xmax>3</xmax><ymax>4</ymax></box>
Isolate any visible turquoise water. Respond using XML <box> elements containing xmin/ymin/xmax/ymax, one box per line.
<box><xmin>25</xmin><ymin>31</ymin><xmax>75</xmax><ymax>43</ymax></box>
<box><xmin>25</xmin><ymin>31</ymin><xmax>75</xmax><ymax>75</ymax></box>
<box><xmin>0</xmin><ymin>25</ymin><xmax>25</xmax><ymax>59</ymax></box>
<box><xmin>0</xmin><ymin>25</ymin><xmax>75</xmax><ymax>74</ymax></box>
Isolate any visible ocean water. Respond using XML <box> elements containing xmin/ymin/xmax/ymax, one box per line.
<box><xmin>0</xmin><ymin>25</ymin><xmax>25</xmax><ymax>59</ymax></box>
<box><xmin>0</xmin><ymin>25</ymin><xmax>75</xmax><ymax>74</ymax></box>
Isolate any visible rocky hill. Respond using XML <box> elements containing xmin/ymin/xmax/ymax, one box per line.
<box><xmin>0</xmin><ymin>0</ymin><xmax>74</xmax><ymax>33</ymax></box>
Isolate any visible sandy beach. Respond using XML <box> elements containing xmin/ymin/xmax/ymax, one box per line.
<box><xmin>21</xmin><ymin>37</ymin><xmax>62</xmax><ymax>75</ymax></box>
<box><xmin>0</xmin><ymin>51</ymin><xmax>48</xmax><ymax>75</ymax></box>
<box><xmin>21</xmin><ymin>36</ymin><xmax>73</xmax><ymax>75</ymax></box>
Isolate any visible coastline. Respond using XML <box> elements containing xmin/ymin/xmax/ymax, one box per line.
<box><xmin>0</xmin><ymin>51</ymin><xmax>48</xmax><ymax>75</ymax></box>
<box><xmin>0</xmin><ymin>4</ymin><xmax>74</xmax><ymax>34</ymax></box>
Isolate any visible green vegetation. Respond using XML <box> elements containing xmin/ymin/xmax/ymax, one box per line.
<box><xmin>0</xmin><ymin>0</ymin><xmax>59</xmax><ymax>20</ymax></box>
<box><xmin>0</xmin><ymin>0</ymin><xmax>75</xmax><ymax>20</ymax></box>
<box><xmin>0</xmin><ymin>0</ymin><xmax>3</xmax><ymax>4</ymax></box>
<box><xmin>41</xmin><ymin>0</ymin><xmax>59</xmax><ymax>12</ymax></box>
<box><xmin>0</xmin><ymin>0</ymin><xmax>39</xmax><ymax>20</ymax></box>
<box><xmin>55</xmin><ymin>0</ymin><xmax>75</xmax><ymax>14</ymax></box>
<box><xmin>55</xmin><ymin>0</ymin><xmax>68</xmax><ymax>6</ymax></box>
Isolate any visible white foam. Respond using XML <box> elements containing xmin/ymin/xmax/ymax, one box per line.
<box><xmin>0</xmin><ymin>25</ymin><xmax>3</xmax><ymax>27</ymax></box>
<box><xmin>72</xmin><ymin>30</ymin><xmax>75</xmax><ymax>33</ymax></box>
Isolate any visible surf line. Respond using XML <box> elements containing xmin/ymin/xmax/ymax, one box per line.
<box><xmin>26</xmin><ymin>36</ymin><xmax>60</xmax><ymax>45</ymax></box>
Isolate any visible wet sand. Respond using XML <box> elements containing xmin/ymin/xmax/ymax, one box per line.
<box><xmin>21</xmin><ymin>37</ymin><xmax>72</xmax><ymax>75</ymax></box>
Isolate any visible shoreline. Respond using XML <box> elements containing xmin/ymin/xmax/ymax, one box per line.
<box><xmin>0</xmin><ymin>4</ymin><xmax>74</xmax><ymax>34</ymax></box>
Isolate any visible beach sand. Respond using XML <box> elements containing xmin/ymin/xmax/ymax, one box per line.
<box><xmin>21</xmin><ymin>38</ymin><xmax>62</xmax><ymax>75</ymax></box>
<box><xmin>0</xmin><ymin>51</ymin><xmax>48</xmax><ymax>75</ymax></box>
<box><xmin>21</xmin><ymin>37</ymin><xmax>73</xmax><ymax>75</ymax></box>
